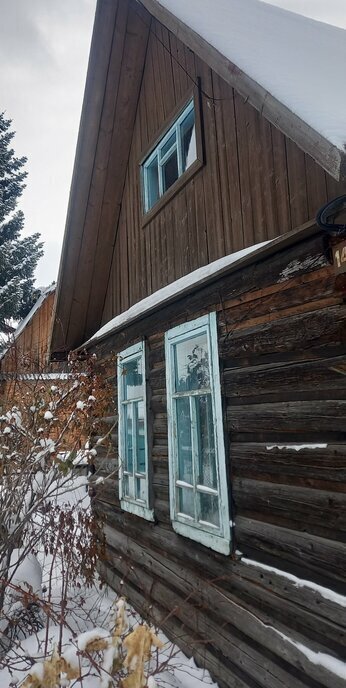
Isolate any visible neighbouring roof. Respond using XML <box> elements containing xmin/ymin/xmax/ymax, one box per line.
<box><xmin>153</xmin><ymin>0</ymin><xmax>346</xmax><ymax>152</ymax></box>
<box><xmin>12</xmin><ymin>284</ymin><xmax>56</xmax><ymax>342</ymax></box>
<box><xmin>0</xmin><ymin>284</ymin><xmax>56</xmax><ymax>361</ymax></box>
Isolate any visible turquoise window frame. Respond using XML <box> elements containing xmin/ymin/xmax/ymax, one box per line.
<box><xmin>165</xmin><ymin>313</ymin><xmax>231</xmax><ymax>555</ymax></box>
<box><xmin>142</xmin><ymin>99</ymin><xmax>196</xmax><ymax>213</ymax></box>
<box><xmin>117</xmin><ymin>341</ymin><xmax>154</xmax><ymax>521</ymax></box>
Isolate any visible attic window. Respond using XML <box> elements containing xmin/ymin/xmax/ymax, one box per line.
<box><xmin>142</xmin><ymin>96</ymin><xmax>202</xmax><ymax>217</ymax></box>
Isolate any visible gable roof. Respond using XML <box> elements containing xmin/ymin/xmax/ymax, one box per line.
<box><xmin>51</xmin><ymin>0</ymin><xmax>346</xmax><ymax>356</ymax></box>
<box><xmin>141</xmin><ymin>0</ymin><xmax>346</xmax><ymax>179</ymax></box>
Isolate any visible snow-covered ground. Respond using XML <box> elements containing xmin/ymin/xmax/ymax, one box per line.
<box><xmin>0</xmin><ymin>472</ymin><xmax>217</xmax><ymax>688</ymax></box>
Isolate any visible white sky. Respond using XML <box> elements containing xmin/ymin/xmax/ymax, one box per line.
<box><xmin>1</xmin><ymin>0</ymin><xmax>345</xmax><ymax>287</ymax></box>
<box><xmin>262</xmin><ymin>0</ymin><xmax>346</xmax><ymax>28</ymax></box>
<box><xmin>0</xmin><ymin>0</ymin><xmax>96</xmax><ymax>286</ymax></box>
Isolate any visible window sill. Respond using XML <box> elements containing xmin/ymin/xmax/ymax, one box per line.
<box><xmin>121</xmin><ymin>499</ymin><xmax>155</xmax><ymax>522</ymax></box>
<box><xmin>172</xmin><ymin>519</ymin><xmax>230</xmax><ymax>555</ymax></box>
<box><xmin>141</xmin><ymin>157</ymin><xmax>203</xmax><ymax>228</ymax></box>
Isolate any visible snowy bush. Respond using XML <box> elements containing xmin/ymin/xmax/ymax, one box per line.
<box><xmin>0</xmin><ymin>354</ymin><xmax>115</xmax><ymax>677</ymax></box>
<box><xmin>0</xmin><ymin>354</ymin><xmax>217</xmax><ymax>688</ymax></box>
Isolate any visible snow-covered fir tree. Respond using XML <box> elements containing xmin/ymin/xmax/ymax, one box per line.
<box><xmin>0</xmin><ymin>112</ymin><xmax>43</xmax><ymax>334</ymax></box>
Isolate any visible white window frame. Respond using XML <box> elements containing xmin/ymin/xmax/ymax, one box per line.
<box><xmin>117</xmin><ymin>341</ymin><xmax>154</xmax><ymax>521</ymax></box>
<box><xmin>165</xmin><ymin>313</ymin><xmax>231</xmax><ymax>555</ymax></box>
<box><xmin>142</xmin><ymin>99</ymin><xmax>196</xmax><ymax>213</ymax></box>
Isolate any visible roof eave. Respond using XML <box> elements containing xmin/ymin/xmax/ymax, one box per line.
<box><xmin>50</xmin><ymin>0</ymin><xmax>118</xmax><ymax>358</ymax></box>
<box><xmin>79</xmin><ymin>219</ymin><xmax>320</xmax><ymax>351</ymax></box>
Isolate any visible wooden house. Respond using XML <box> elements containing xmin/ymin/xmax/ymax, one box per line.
<box><xmin>0</xmin><ymin>285</ymin><xmax>57</xmax><ymax>400</ymax></box>
<box><xmin>51</xmin><ymin>1</ymin><xmax>346</xmax><ymax>686</ymax></box>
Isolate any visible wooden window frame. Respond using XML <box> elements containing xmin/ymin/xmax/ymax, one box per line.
<box><xmin>140</xmin><ymin>86</ymin><xmax>204</xmax><ymax>227</ymax></box>
<box><xmin>117</xmin><ymin>341</ymin><xmax>154</xmax><ymax>521</ymax></box>
<box><xmin>165</xmin><ymin>313</ymin><xmax>231</xmax><ymax>555</ymax></box>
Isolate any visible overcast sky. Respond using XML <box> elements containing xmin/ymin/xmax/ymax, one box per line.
<box><xmin>1</xmin><ymin>0</ymin><xmax>345</xmax><ymax>288</ymax></box>
<box><xmin>0</xmin><ymin>0</ymin><xmax>96</xmax><ymax>286</ymax></box>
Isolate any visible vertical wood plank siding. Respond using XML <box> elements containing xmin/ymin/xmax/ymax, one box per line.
<box><xmin>1</xmin><ymin>291</ymin><xmax>56</xmax><ymax>375</ymax></box>
<box><xmin>92</xmin><ymin>231</ymin><xmax>346</xmax><ymax>688</ymax></box>
<box><xmin>0</xmin><ymin>291</ymin><xmax>58</xmax><ymax>399</ymax></box>
<box><xmin>101</xmin><ymin>20</ymin><xmax>346</xmax><ymax>325</ymax></box>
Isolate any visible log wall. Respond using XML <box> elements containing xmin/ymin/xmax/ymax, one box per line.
<box><xmin>91</xmin><ymin>229</ymin><xmax>346</xmax><ymax>688</ymax></box>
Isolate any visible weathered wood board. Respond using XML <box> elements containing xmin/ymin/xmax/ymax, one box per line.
<box><xmin>90</xmin><ymin>229</ymin><xmax>346</xmax><ymax>688</ymax></box>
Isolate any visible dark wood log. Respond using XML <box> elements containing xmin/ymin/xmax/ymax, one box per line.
<box><xmin>95</xmin><ymin>498</ymin><xmax>346</xmax><ymax>595</ymax></box>
<box><xmin>103</xmin><ymin>530</ymin><xmax>346</xmax><ymax>688</ymax></box>
<box><xmin>98</xmin><ymin>560</ymin><xmax>252</xmax><ymax>688</ymax></box>
<box><xmin>235</xmin><ymin>517</ymin><xmax>346</xmax><ymax>583</ymax></box>
<box><xmin>233</xmin><ymin>478</ymin><xmax>346</xmax><ymax>541</ymax></box>
<box><xmin>220</xmin><ymin>305</ymin><xmax>346</xmax><ymax>363</ymax></box>
<box><xmin>103</xmin><ymin>525</ymin><xmax>346</xmax><ymax>654</ymax></box>
<box><xmin>231</xmin><ymin>443</ymin><xmax>346</xmax><ymax>492</ymax></box>
<box><xmin>227</xmin><ymin>400</ymin><xmax>346</xmax><ymax>434</ymax></box>
<box><xmin>224</xmin><ymin>355</ymin><xmax>346</xmax><ymax>404</ymax></box>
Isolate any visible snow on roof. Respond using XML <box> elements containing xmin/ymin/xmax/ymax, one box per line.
<box><xmin>83</xmin><ymin>239</ymin><xmax>271</xmax><ymax>348</ymax></box>
<box><xmin>11</xmin><ymin>284</ymin><xmax>55</xmax><ymax>343</ymax></box>
<box><xmin>156</xmin><ymin>0</ymin><xmax>346</xmax><ymax>150</ymax></box>
<box><xmin>0</xmin><ymin>284</ymin><xmax>55</xmax><ymax>361</ymax></box>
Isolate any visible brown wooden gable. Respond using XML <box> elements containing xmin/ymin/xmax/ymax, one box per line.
<box><xmin>100</xmin><ymin>17</ymin><xmax>346</xmax><ymax>326</ymax></box>
<box><xmin>51</xmin><ymin>0</ymin><xmax>346</xmax><ymax>357</ymax></box>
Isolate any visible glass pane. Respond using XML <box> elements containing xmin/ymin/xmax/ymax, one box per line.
<box><xmin>195</xmin><ymin>394</ymin><xmax>217</xmax><ymax>490</ymax></box>
<box><xmin>176</xmin><ymin>397</ymin><xmax>193</xmax><ymax>484</ymax></box>
<box><xmin>162</xmin><ymin>149</ymin><xmax>178</xmax><ymax>192</ymax></box>
<box><xmin>135</xmin><ymin>401</ymin><xmax>146</xmax><ymax>474</ymax></box>
<box><xmin>135</xmin><ymin>477</ymin><xmax>146</xmax><ymax>502</ymax></box>
<box><xmin>123</xmin><ymin>474</ymin><xmax>135</xmax><ymax>501</ymax></box>
<box><xmin>145</xmin><ymin>156</ymin><xmax>159</xmax><ymax>210</ymax></box>
<box><xmin>161</xmin><ymin>130</ymin><xmax>176</xmax><ymax>158</ymax></box>
<box><xmin>174</xmin><ymin>333</ymin><xmax>210</xmax><ymax>392</ymax></box>
<box><xmin>123</xmin><ymin>474</ymin><xmax>129</xmax><ymax>498</ymax></box>
<box><xmin>124</xmin><ymin>404</ymin><xmax>133</xmax><ymax>473</ymax></box>
<box><xmin>180</xmin><ymin>107</ymin><xmax>196</xmax><ymax>171</ymax></box>
<box><xmin>198</xmin><ymin>492</ymin><xmax>220</xmax><ymax>527</ymax></box>
<box><xmin>177</xmin><ymin>487</ymin><xmax>195</xmax><ymax>519</ymax></box>
<box><xmin>122</xmin><ymin>357</ymin><xmax>143</xmax><ymax>401</ymax></box>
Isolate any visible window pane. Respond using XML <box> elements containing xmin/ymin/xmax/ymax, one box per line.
<box><xmin>181</xmin><ymin>107</ymin><xmax>196</xmax><ymax>172</ymax></box>
<box><xmin>195</xmin><ymin>394</ymin><xmax>217</xmax><ymax>490</ymax></box>
<box><xmin>198</xmin><ymin>492</ymin><xmax>220</xmax><ymax>528</ymax></box>
<box><xmin>135</xmin><ymin>400</ymin><xmax>146</xmax><ymax>474</ymax></box>
<box><xmin>123</xmin><ymin>357</ymin><xmax>143</xmax><ymax>400</ymax></box>
<box><xmin>162</xmin><ymin>149</ymin><xmax>178</xmax><ymax>192</ymax></box>
<box><xmin>124</xmin><ymin>404</ymin><xmax>133</xmax><ymax>473</ymax></box>
<box><xmin>145</xmin><ymin>156</ymin><xmax>159</xmax><ymax>209</ymax></box>
<box><xmin>177</xmin><ymin>487</ymin><xmax>195</xmax><ymax>519</ymax></box>
<box><xmin>123</xmin><ymin>474</ymin><xmax>129</xmax><ymax>498</ymax></box>
<box><xmin>176</xmin><ymin>397</ymin><xmax>193</xmax><ymax>483</ymax></box>
<box><xmin>174</xmin><ymin>333</ymin><xmax>210</xmax><ymax>392</ymax></box>
<box><xmin>161</xmin><ymin>131</ymin><xmax>176</xmax><ymax>158</ymax></box>
<box><xmin>123</xmin><ymin>474</ymin><xmax>135</xmax><ymax>501</ymax></box>
<box><xmin>136</xmin><ymin>477</ymin><xmax>146</xmax><ymax>502</ymax></box>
